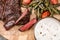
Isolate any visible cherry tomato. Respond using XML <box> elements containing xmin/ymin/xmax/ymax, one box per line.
<box><xmin>50</xmin><ymin>0</ymin><xmax>58</xmax><ymax>4</ymax></box>
<box><xmin>41</xmin><ymin>11</ymin><xmax>50</xmax><ymax>18</ymax></box>
<box><xmin>22</xmin><ymin>0</ymin><xmax>32</xmax><ymax>5</ymax></box>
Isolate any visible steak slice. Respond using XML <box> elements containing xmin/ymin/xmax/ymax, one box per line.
<box><xmin>4</xmin><ymin>20</ymin><xmax>15</xmax><ymax>30</ymax></box>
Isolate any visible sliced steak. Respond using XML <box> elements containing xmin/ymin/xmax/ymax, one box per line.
<box><xmin>4</xmin><ymin>20</ymin><xmax>15</xmax><ymax>30</ymax></box>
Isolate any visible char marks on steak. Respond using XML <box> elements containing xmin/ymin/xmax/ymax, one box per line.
<box><xmin>4</xmin><ymin>20</ymin><xmax>15</xmax><ymax>30</ymax></box>
<box><xmin>0</xmin><ymin>0</ymin><xmax>30</xmax><ymax>30</ymax></box>
<box><xmin>0</xmin><ymin>1</ymin><xmax>4</xmax><ymax>20</ymax></box>
<box><xmin>3</xmin><ymin>0</ymin><xmax>21</xmax><ymax>30</ymax></box>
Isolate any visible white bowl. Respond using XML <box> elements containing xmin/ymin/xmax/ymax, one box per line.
<box><xmin>34</xmin><ymin>18</ymin><xmax>60</xmax><ymax>40</ymax></box>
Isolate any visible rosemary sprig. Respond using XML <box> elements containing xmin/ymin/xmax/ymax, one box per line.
<box><xmin>53</xmin><ymin>3</ymin><xmax>60</xmax><ymax>7</ymax></box>
<box><xmin>34</xmin><ymin>1</ymin><xmax>42</xmax><ymax>9</ymax></box>
<box><xmin>47</xmin><ymin>7</ymin><xmax>53</xmax><ymax>17</ymax></box>
<box><xmin>50</xmin><ymin>6</ymin><xmax>59</xmax><ymax>14</ymax></box>
<box><xmin>37</xmin><ymin>8</ymin><xmax>40</xmax><ymax>19</ymax></box>
<box><xmin>39</xmin><ymin>3</ymin><xmax>45</xmax><ymax>10</ymax></box>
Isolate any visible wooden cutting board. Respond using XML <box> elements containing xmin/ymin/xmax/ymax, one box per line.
<box><xmin>0</xmin><ymin>21</ymin><xmax>35</xmax><ymax>40</ymax></box>
<box><xmin>0</xmin><ymin>13</ymin><xmax>60</xmax><ymax>40</ymax></box>
<box><xmin>0</xmin><ymin>0</ymin><xmax>60</xmax><ymax>40</ymax></box>
<box><xmin>0</xmin><ymin>9</ymin><xmax>36</xmax><ymax>40</ymax></box>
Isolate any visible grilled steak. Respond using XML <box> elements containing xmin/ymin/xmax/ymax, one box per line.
<box><xmin>0</xmin><ymin>1</ymin><xmax>4</xmax><ymax>20</ymax></box>
<box><xmin>0</xmin><ymin>0</ymin><xmax>30</xmax><ymax>30</ymax></box>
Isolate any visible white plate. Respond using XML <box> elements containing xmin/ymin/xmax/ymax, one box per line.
<box><xmin>34</xmin><ymin>18</ymin><xmax>60</xmax><ymax>40</ymax></box>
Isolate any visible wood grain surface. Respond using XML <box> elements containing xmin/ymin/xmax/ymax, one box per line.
<box><xmin>0</xmin><ymin>12</ymin><xmax>60</xmax><ymax>40</ymax></box>
<box><xmin>0</xmin><ymin>9</ymin><xmax>36</xmax><ymax>40</ymax></box>
<box><xmin>0</xmin><ymin>0</ymin><xmax>60</xmax><ymax>40</ymax></box>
